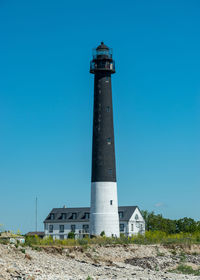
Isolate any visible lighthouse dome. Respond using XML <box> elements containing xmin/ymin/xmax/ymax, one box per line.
<box><xmin>96</xmin><ymin>42</ymin><xmax>109</xmax><ymax>50</ymax></box>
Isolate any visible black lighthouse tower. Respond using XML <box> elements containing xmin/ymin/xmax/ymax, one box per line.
<box><xmin>89</xmin><ymin>42</ymin><xmax>119</xmax><ymax>237</ymax></box>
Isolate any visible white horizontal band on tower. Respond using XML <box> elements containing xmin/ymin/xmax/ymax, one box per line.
<box><xmin>90</xmin><ymin>182</ymin><xmax>120</xmax><ymax>237</ymax></box>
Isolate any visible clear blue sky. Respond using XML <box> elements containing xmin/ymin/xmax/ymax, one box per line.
<box><xmin>0</xmin><ymin>0</ymin><xmax>199</xmax><ymax>233</ymax></box>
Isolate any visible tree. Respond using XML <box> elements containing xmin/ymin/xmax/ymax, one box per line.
<box><xmin>176</xmin><ymin>218</ymin><xmax>197</xmax><ymax>233</ymax></box>
<box><xmin>141</xmin><ymin>210</ymin><xmax>199</xmax><ymax>234</ymax></box>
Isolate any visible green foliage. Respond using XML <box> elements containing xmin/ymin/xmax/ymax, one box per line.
<box><xmin>23</xmin><ymin>231</ymin><xmax>200</xmax><ymax>248</ymax></box>
<box><xmin>78</xmin><ymin>239</ymin><xmax>89</xmax><ymax>246</ymax></box>
<box><xmin>67</xmin><ymin>232</ymin><xmax>75</xmax><ymax>239</ymax></box>
<box><xmin>100</xmin><ymin>231</ymin><xmax>105</xmax><ymax>237</ymax></box>
<box><xmin>179</xmin><ymin>251</ymin><xmax>186</xmax><ymax>262</ymax></box>
<box><xmin>169</xmin><ymin>265</ymin><xmax>200</xmax><ymax>276</ymax></box>
<box><xmin>141</xmin><ymin>210</ymin><xmax>200</xmax><ymax>234</ymax></box>
<box><xmin>0</xmin><ymin>239</ymin><xmax>9</xmax><ymax>245</ymax></box>
<box><xmin>86</xmin><ymin>277</ymin><xmax>93</xmax><ymax>280</ymax></box>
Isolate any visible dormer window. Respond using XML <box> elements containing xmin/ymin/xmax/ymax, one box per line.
<box><xmin>50</xmin><ymin>213</ymin><xmax>55</xmax><ymax>220</ymax></box>
<box><xmin>72</xmin><ymin>213</ymin><xmax>77</xmax><ymax>219</ymax></box>
<box><xmin>61</xmin><ymin>213</ymin><xmax>66</xmax><ymax>220</ymax></box>
<box><xmin>119</xmin><ymin>212</ymin><xmax>123</xmax><ymax>219</ymax></box>
<box><xmin>85</xmin><ymin>213</ymin><xmax>90</xmax><ymax>219</ymax></box>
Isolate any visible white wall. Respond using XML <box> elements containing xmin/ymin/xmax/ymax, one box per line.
<box><xmin>128</xmin><ymin>208</ymin><xmax>145</xmax><ymax>236</ymax></box>
<box><xmin>44</xmin><ymin>207</ymin><xmax>145</xmax><ymax>239</ymax></box>
<box><xmin>90</xmin><ymin>182</ymin><xmax>120</xmax><ymax>237</ymax></box>
<box><xmin>119</xmin><ymin>208</ymin><xmax>145</xmax><ymax>237</ymax></box>
<box><xmin>44</xmin><ymin>222</ymin><xmax>90</xmax><ymax>239</ymax></box>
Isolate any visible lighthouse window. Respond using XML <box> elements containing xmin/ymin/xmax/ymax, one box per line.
<box><xmin>107</xmin><ymin>138</ymin><xmax>111</xmax><ymax>145</ymax></box>
<box><xmin>110</xmin><ymin>200</ymin><xmax>113</xmax><ymax>205</ymax></box>
<box><xmin>108</xmin><ymin>169</ymin><xmax>112</xmax><ymax>175</ymax></box>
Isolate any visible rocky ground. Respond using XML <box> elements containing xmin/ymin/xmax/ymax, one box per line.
<box><xmin>0</xmin><ymin>243</ymin><xmax>200</xmax><ymax>279</ymax></box>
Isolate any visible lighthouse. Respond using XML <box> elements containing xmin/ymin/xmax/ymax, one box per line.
<box><xmin>89</xmin><ymin>42</ymin><xmax>120</xmax><ymax>237</ymax></box>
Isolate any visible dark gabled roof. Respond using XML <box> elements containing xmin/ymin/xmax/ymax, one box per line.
<box><xmin>118</xmin><ymin>206</ymin><xmax>137</xmax><ymax>221</ymax></box>
<box><xmin>44</xmin><ymin>206</ymin><xmax>139</xmax><ymax>223</ymax></box>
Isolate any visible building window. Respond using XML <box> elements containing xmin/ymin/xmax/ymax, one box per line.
<box><xmin>82</xmin><ymin>224</ymin><xmax>89</xmax><ymax>233</ymax></box>
<box><xmin>50</xmin><ymin>213</ymin><xmax>55</xmax><ymax>220</ymax></box>
<box><xmin>108</xmin><ymin>169</ymin><xmax>112</xmax><ymax>175</ymax></box>
<box><xmin>71</xmin><ymin>225</ymin><xmax>76</xmax><ymax>232</ymax></box>
<box><xmin>106</xmin><ymin>106</ymin><xmax>110</xmax><ymax>112</ymax></box>
<box><xmin>59</xmin><ymin>225</ymin><xmax>64</xmax><ymax>233</ymax></box>
<box><xmin>49</xmin><ymin>225</ymin><xmax>53</xmax><ymax>233</ymax></box>
<box><xmin>119</xmin><ymin>212</ymin><xmax>123</xmax><ymax>219</ymax></box>
<box><xmin>72</xmin><ymin>213</ymin><xmax>77</xmax><ymax>219</ymax></box>
<box><xmin>69</xmin><ymin>213</ymin><xmax>77</xmax><ymax>220</ymax></box>
<box><xmin>85</xmin><ymin>213</ymin><xmax>90</xmax><ymax>219</ymax></box>
<box><xmin>107</xmin><ymin>138</ymin><xmax>111</xmax><ymax>145</ymax></box>
<box><xmin>131</xmin><ymin>224</ymin><xmax>134</xmax><ymax>231</ymax></box>
<box><xmin>110</xmin><ymin>200</ymin><xmax>113</xmax><ymax>205</ymax></box>
<box><xmin>60</xmin><ymin>235</ymin><xmax>64</xmax><ymax>240</ymax></box>
<box><xmin>120</xmin><ymin>224</ymin><xmax>124</xmax><ymax>232</ymax></box>
<box><xmin>61</xmin><ymin>213</ymin><xmax>66</xmax><ymax>219</ymax></box>
<box><xmin>106</xmin><ymin>77</ymin><xmax>109</xmax><ymax>83</ymax></box>
<box><xmin>135</xmin><ymin>214</ymin><xmax>139</xmax><ymax>220</ymax></box>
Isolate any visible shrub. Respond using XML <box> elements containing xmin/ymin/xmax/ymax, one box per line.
<box><xmin>100</xmin><ymin>231</ymin><xmax>105</xmax><ymax>237</ymax></box>
<box><xmin>68</xmin><ymin>232</ymin><xmax>75</xmax><ymax>239</ymax></box>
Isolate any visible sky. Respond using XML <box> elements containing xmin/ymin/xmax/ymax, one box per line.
<box><xmin>0</xmin><ymin>0</ymin><xmax>199</xmax><ymax>233</ymax></box>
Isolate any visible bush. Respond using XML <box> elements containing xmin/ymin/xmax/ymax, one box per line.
<box><xmin>67</xmin><ymin>232</ymin><xmax>75</xmax><ymax>239</ymax></box>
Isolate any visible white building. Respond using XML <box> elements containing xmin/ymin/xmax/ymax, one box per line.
<box><xmin>44</xmin><ymin>206</ymin><xmax>145</xmax><ymax>239</ymax></box>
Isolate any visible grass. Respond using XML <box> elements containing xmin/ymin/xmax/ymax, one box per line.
<box><xmin>23</xmin><ymin>231</ymin><xmax>200</xmax><ymax>248</ymax></box>
<box><xmin>179</xmin><ymin>251</ymin><xmax>186</xmax><ymax>262</ymax></box>
<box><xmin>169</xmin><ymin>264</ymin><xmax>200</xmax><ymax>276</ymax></box>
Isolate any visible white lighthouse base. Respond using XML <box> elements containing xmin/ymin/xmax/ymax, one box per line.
<box><xmin>90</xmin><ymin>182</ymin><xmax>120</xmax><ymax>237</ymax></box>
